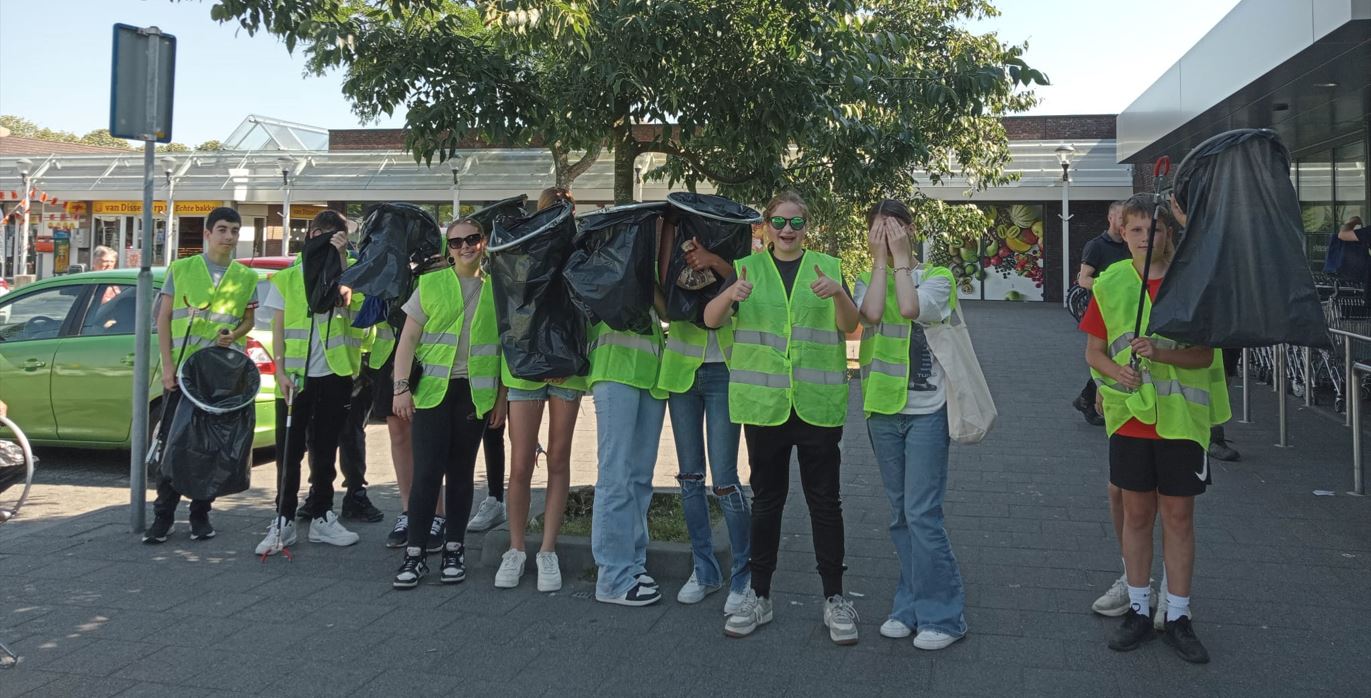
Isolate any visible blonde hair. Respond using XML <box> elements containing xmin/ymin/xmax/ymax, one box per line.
<box><xmin>763</xmin><ymin>191</ymin><xmax>808</xmax><ymax>219</ymax></box>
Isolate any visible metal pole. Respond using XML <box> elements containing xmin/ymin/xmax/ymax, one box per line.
<box><xmin>1303</xmin><ymin>346</ymin><xmax>1312</xmax><ymax>407</ymax></box>
<box><xmin>1276</xmin><ymin>343</ymin><xmax>1288</xmax><ymax>447</ymax></box>
<box><xmin>1345</xmin><ymin>334</ymin><xmax>1354</xmax><ymax>427</ymax></box>
<box><xmin>451</xmin><ymin>182</ymin><xmax>461</xmax><ymax>222</ymax></box>
<box><xmin>1240</xmin><ymin>347</ymin><xmax>1251</xmax><ymax>423</ymax></box>
<box><xmin>129</xmin><ymin>140</ymin><xmax>155</xmax><ymax>533</ymax></box>
<box><xmin>282</xmin><ymin>182</ymin><xmax>292</xmax><ymax>254</ymax></box>
<box><xmin>18</xmin><ymin>172</ymin><xmax>30</xmax><ymax>277</ymax></box>
<box><xmin>165</xmin><ymin>175</ymin><xmax>175</xmax><ymax>264</ymax></box>
<box><xmin>1060</xmin><ymin>175</ymin><xmax>1070</xmax><ymax>308</ymax></box>
<box><xmin>1354</xmin><ymin>362</ymin><xmax>1365</xmax><ymax>495</ymax></box>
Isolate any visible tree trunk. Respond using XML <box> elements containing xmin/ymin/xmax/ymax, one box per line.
<box><xmin>612</xmin><ymin>127</ymin><xmax>637</xmax><ymax>204</ymax></box>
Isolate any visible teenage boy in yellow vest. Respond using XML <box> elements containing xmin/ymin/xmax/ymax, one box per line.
<box><xmin>1080</xmin><ymin>194</ymin><xmax>1229</xmax><ymax>664</ymax></box>
<box><xmin>256</xmin><ymin>210</ymin><xmax>365</xmax><ymax>555</ymax></box>
<box><xmin>145</xmin><ymin>206</ymin><xmax>259</xmax><ymax>544</ymax></box>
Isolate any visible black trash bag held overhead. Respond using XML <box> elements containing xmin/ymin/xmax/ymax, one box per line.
<box><xmin>159</xmin><ymin>346</ymin><xmax>259</xmax><ymax>501</ymax></box>
<box><xmin>469</xmin><ymin>195</ymin><xmax>529</xmax><ymax>238</ymax></box>
<box><xmin>1150</xmin><ymin>128</ymin><xmax>1330</xmax><ymax>349</ymax></box>
<box><xmin>302</xmin><ymin>232</ymin><xmax>344</xmax><ymax>314</ymax></box>
<box><xmin>339</xmin><ymin>202</ymin><xmax>445</xmax><ymax>304</ymax></box>
<box><xmin>663</xmin><ymin>193</ymin><xmax>762</xmax><ymax>324</ymax></box>
<box><xmin>488</xmin><ymin>201</ymin><xmax>588</xmax><ymax>381</ymax></box>
<box><xmin>563</xmin><ymin>202</ymin><xmax>670</xmax><ymax>334</ymax></box>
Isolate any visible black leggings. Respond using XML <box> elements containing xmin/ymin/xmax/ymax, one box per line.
<box><xmin>483</xmin><ymin>424</ymin><xmax>506</xmax><ymax>501</ymax></box>
<box><xmin>744</xmin><ymin>410</ymin><xmax>846</xmax><ymax>599</ymax></box>
<box><xmin>407</xmin><ymin>379</ymin><xmax>487</xmax><ymax>550</ymax></box>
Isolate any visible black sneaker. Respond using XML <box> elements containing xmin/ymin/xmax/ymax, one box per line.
<box><xmin>1208</xmin><ymin>429</ymin><xmax>1240</xmax><ymax>462</ymax></box>
<box><xmin>341</xmin><ymin>488</ymin><xmax>385</xmax><ymax>523</ymax></box>
<box><xmin>426</xmin><ymin>517</ymin><xmax>446</xmax><ymax>554</ymax></box>
<box><xmin>296</xmin><ymin>493</ymin><xmax>329</xmax><ymax>521</ymax></box>
<box><xmin>439</xmin><ymin>544</ymin><xmax>466</xmax><ymax>584</ymax></box>
<box><xmin>1162</xmin><ymin>615</ymin><xmax>1211</xmax><ymax>664</ymax></box>
<box><xmin>142</xmin><ymin>515</ymin><xmax>173</xmax><ymax>544</ymax></box>
<box><xmin>596</xmin><ymin>580</ymin><xmax>662</xmax><ymax>607</ymax></box>
<box><xmin>385</xmin><ymin>512</ymin><xmax>409</xmax><ymax>549</ymax></box>
<box><xmin>1107</xmin><ymin>609</ymin><xmax>1154</xmax><ymax>652</ymax></box>
<box><xmin>188</xmin><ymin>515</ymin><xmax>216</xmax><ymax>541</ymax></box>
<box><xmin>1073</xmin><ymin>396</ymin><xmax>1106</xmax><ymax>427</ymax></box>
<box><xmin>392</xmin><ymin>548</ymin><xmax>428</xmax><ymax>590</ymax></box>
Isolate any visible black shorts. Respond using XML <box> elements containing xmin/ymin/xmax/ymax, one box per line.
<box><xmin>1109</xmin><ymin>434</ymin><xmax>1210</xmax><ymax>497</ymax></box>
<box><xmin>368</xmin><ymin>359</ymin><xmax>395</xmax><ymax>419</ymax></box>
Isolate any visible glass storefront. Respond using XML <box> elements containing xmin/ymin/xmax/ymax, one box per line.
<box><xmin>1296</xmin><ymin>140</ymin><xmax>1368</xmax><ymax>274</ymax></box>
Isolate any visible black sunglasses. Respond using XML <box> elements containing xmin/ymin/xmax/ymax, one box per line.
<box><xmin>447</xmin><ymin>233</ymin><xmax>484</xmax><ymax>249</ymax></box>
<box><xmin>768</xmin><ymin>216</ymin><xmax>806</xmax><ymax>231</ymax></box>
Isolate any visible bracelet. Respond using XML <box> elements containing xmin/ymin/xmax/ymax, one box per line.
<box><xmin>393</xmin><ymin>378</ymin><xmax>411</xmax><ymax>390</ymax></box>
<box><xmin>894</xmin><ymin>265</ymin><xmax>912</xmax><ymax>273</ymax></box>
<box><xmin>393</xmin><ymin>387</ymin><xmax>411</xmax><ymax>396</ymax></box>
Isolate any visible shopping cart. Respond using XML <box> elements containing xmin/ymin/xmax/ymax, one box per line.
<box><xmin>0</xmin><ymin>413</ymin><xmax>36</xmax><ymax>668</ymax></box>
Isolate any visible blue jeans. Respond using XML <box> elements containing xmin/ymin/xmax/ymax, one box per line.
<box><xmin>666</xmin><ymin>363</ymin><xmax>751</xmax><ymax>593</ymax></box>
<box><xmin>867</xmin><ymin>407</ymin><xmax>967</xmax><ymax>637</ymax></box>
<box><xmin>591</xmin><ymin>381</ymin><xmax>666</xmax><ymax>597</ymax></box>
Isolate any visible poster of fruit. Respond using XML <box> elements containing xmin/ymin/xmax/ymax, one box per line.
<box><xmin>981</xmin><ymin>204</ymin><xmax>1045</xmax><ymax>301</ymax></box>
<box><xmin>927</xmin><ymin>235</ymin><xmax>983</xmax><ymax>299</ymax></box>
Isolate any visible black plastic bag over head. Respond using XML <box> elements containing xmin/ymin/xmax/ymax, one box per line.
<box><xmin>1151</xmin><ymin>129</ymin><xmax>1330</xmax><ymax>349</ymax></box>
<box><xmin>302</xmin><ymin>232</ymin><xmax>343</xmax><ymax>314</ymax></box>
<box><xmin>488</xmin><ymin>201</ymin><xmax>588</xmax><ymax>381</ymax></box>
<box><xmin>564</xmin><ymin>202</ymin><xmax>669</xmax><ymax>334</ymax></box>
<box><xmin>160</xmin><ymin>346</ymin><xmax>258</xmax><ymax>500</ymax></box>
<box><xmin>469</xmin><ymin>195</ymin><xmax>529</xmax><ymax>236</ymax></box>
<box><xmin>339</xmin><ymin>202</ymin><xmax>444</xmax><ymax>302</ymax></box>
<box><xmin>663</xmin><ymin>193</ymin><xmax>761</xmax><ymax>324</ymax></box>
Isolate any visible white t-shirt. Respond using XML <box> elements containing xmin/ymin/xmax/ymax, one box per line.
<box><xmin>703</xmin><ymin>328</ymin><xmax>726</xmax><ymax>364</ymax></box>
<box><xmin>401</xmin><ymin>275</ymin><xmax>482</xmax><ymax>378</ymax></box>
<box><xmin>853</xmin><ymin>266</ymin><xmax>954</xmax><ymax>415</ymax></box>
<box><xmin>262</xmin><ymin>283</ymin><xmax>346</xmax><ymax>378</ymax></box>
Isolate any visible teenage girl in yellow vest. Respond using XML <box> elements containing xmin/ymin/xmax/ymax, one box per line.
<box><xmin>1080</xmin><ymin>194</ymin><xmax>1228</xmax><ymax>664</ymax></box>
<box><xmin>494</xmin><ymin>187</ymin><xmax>584</xmax><ymax>594</ymax></box>
<box><xmin>704</xmin><ymin>191</ymin><xmax>862</xmax><ymax>645</ymax></box>
<box><xmin>855</xmin><ymin>199</ymin><xmax>966</xmax><ymax>651</ymax></box>
<box><xmin>390</xmin><ymin>218</ymin><xmax>507</xmax><ymax>588</ymax></box>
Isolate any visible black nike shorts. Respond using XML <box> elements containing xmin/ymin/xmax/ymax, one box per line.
<box><xmin>367</xmin><ymin>359</ymin><xmax>395</xmax><ymax>419</ymax></box>
<box><xmin>1108</xmin><ymin>434</ymin><xmax>1210</xmax><ymax>497</ymax></box>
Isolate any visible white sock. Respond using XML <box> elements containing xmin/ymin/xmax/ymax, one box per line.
<box><xmin>1120</xmin><ymin>558</ymin><xmax>1128</xmax><ymax>581</ymax></box>
<box><xmin>1127</xmin><ymin>585</ymin><xmax>1150</xmax><ymax>615</ymax></box>
<box><xmin>1166</xmin><ymin>593</ymin><xmax>1190</xmax><ymax>622</ymax></box>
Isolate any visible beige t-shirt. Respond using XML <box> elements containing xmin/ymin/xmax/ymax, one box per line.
<box><xmin>401</xmin><ymin>275</ymin><xmax>482</xmax><ymax>378</ymax></box>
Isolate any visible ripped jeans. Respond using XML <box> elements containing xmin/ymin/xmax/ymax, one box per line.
<box><xmin>667</xmin><ymin>362</ymin><xmax>751</xmax><ymax>593</ymax></box>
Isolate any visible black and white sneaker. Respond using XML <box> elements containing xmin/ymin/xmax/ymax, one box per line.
<box><xmin>1072</xmin><ymin>395</ymin><xmax>1105</xmax><ymax>426</ymax></box>
<box><xmin>386</xmin><ymin>512</ymin><xmax>409</xmax><ymax>549</ymax></box>
<box><xmin>393</xmin><ymin>548</ymin><xmax>428</xmax><ymax>589</ymax></box>
<box><xmin>1162</xmin><ymin>616</ymin><xmax>1210</xmax><ymax>664</ymax></box>
<box><xmin>1107</xmin><ymin>609</ymin><xmax>1154</xmax><ymax>652</ymax></box>
<box><xmin>636</xmin><ymin>573</ymin><xmax>659</xmax><ymax>589</ymax></box>
<box><xmin>296</xmin><ymin>493</ymin><xmax>329</xmax><ymax>521</ymax></box>
<box><xmin>188</xmin><ymin>515</ymin><xmax>216</xmax><ymax>541</ymax></box>
<box><xmin>341</xmin><ymin>488</ymin><xmax>385</xmax><ymax>523</ymax></box>
<box><xmin>142</xmin><ymin>515</ymin><xmax>173</xmax><ymax>544</ymax></box>
<box><xmin>426</xmin><ymin>517</ymin><xmax>446</xmax><ymax>553</ymax></box>
<box><xmin>597</xmin><ymin>580</ymin><xmax>662</xmax><ymax>607</ymax></box>
<box><xmin>439</xmin><ymin>544</ymin><xmax>466</xmax><ymax>584</ymax></box>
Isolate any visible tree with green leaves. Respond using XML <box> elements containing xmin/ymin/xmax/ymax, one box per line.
<box><xmin>198</xmin><ymin>0</ymin><xmax>1042</xmax><ymax>265</ymax></box>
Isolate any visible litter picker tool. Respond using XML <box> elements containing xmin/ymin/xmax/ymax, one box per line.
<box><xmin>262</xmin><ymin>310</ymin><xmax>314</xmax><ymax>563</ymax></box>
<box><xmin>1130</xmin><ymin>156</ymin><xmax>1171</xmax><ymax>370</ymax></box>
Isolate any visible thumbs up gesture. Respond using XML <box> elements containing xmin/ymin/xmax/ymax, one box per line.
<box><xmin>810</xmin><ymin>265</ymin><xmax>842</xmax><ymax>299</ymax></box>
<box><xmin>728</xmin><ymin>266</ymin><xmax>753</xmax><ymax>303</ymax></box>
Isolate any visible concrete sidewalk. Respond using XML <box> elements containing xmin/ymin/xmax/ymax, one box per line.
<box><xmin>3</xmin><ymin>301</ymin><xmax>1370</xmax><ymax>696</ymax></box>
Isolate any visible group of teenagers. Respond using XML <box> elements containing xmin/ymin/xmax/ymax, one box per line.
<box><xmin>141</xmin><ymin>185</ymin><xmax>1228</xmax><ymax>661</ymax></box>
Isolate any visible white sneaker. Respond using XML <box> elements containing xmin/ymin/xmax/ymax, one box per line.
<box><xmin>494</xmin><ymin>548</ymin><xmax>526</xmax><ymax>589</ymax></box>
<box><xmin>676</xmin><ymin>572</ymin><xmax>721</xmax><ymax>604</ymax></box>
<box><xmin>913</xmin><ymin>629</ymin><xmax>962</xmax><ymax>651</ymax></box>
<box><xmin>308</xmin><ymin>511</ymin><xmax>360</xmax><ymax>547</ymax></box>
<box><xmin>880</xmin><ymin>619</ymin><xmax>913</xmax><ymax>639</ymax></box>
<box><xmin>254</xmin><ymin>518</ymin><xmax>298</xmax><ymax>556</ymax></box>
<box><xmin>536</xmin><ymin>551</ymin><xmax>562</xmax><ymax>592</ymax></box>
<box><xmin>723</xmin><ymin>590</ymin><xmax>749</xmax><ymax>616</ymax></box>
<box><xmin>467</xmin><ymin>496</ymin><xmax>507</xmax><ymax>532</ymax></box>
<box><xmin>824</xmin><ymin>595</ymin><xmax>860</xmax><ymax>646</ymax></box>
<box><xmin>724</xmin><ymin>589</ymin><xmax>773</xmax><ymax>638</ymax></box>
<box><xmin>1091</xmin><ymin>575</ymin><xmax>1130</xmax><ymax>617</ymax></box>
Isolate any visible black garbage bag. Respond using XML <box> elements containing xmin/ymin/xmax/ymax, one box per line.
<box><xmin>488</xmin><ymin>201</ymin><xmax>588</xmax><ymax>381</ymax></box>
<box><xmin>1151</xmin><ymin>129</ymin><xmax>1330</xmax><ymax>349</ymax></box>
<box><xmin>302</xmin><ymin>232</ymin><xmax>343</xmax><ymax>314</ymax></box>
<box><xmin>563</xmin><ymin>202</ymin><xmax>668</xmax><ymax>333</ymax></box>
<box><xmin>159</xmin><ymin>346</ymin><xmax>259</xmax><ymax>501</ymax></box>
<box><xmin>339</xmin><ymin>202</ymin><xmax>444</xmax><ymax>303</ymax></box>
<box><xmin>469</xmin><ymin>195</ymin><xmax>529</xmax><ymax>236</ymax></box>
<box><xmin>663</xmin><ymin>193</ymin><xmax>761</xmax><ymax>324</ymax></box>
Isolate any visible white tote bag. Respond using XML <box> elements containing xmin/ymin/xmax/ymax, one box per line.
<box><xmin>925</xmin><ymin>302</ymin><xmax>997</xmax><ymax>444</ymax></box>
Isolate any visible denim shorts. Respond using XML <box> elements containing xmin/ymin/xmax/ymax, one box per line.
<box><xmin>507</xmin><ymin>383</ymin><xmax>583</xmax><ymax>403</ymax></box>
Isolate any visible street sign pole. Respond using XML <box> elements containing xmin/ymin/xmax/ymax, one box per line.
<box><xmin>111</xmin><ymin>23</ymin><xmax>175</xmax><ymax>533</ymax></box>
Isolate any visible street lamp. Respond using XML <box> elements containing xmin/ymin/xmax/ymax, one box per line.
<box><xmin>278</xmin><ymin>156</ymin><xmax>294</xmax><ymax>254</ymax></box>
<box><xmin>450</xmin><ymin>157</ymin><xmax>464</xmax><ymax>221</ymax></box>
<box><xmin>1055</xmin><ymin>144</ymin><xmax>1076</xmax><ymax>308</ymax></box>
<box><xmin>161</xmin><ymin>156</ymin><xmax>177</xmax><ymax>264</ymax></box>
<box><xmin>9</xmin><ymin>158</ymin><xmax>33</xmax><ymax>280</ymax></box>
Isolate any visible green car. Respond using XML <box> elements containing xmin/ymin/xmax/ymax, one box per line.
<box><xmin>0</xmin><ymin>268</ymin><xmax>277</xmax><ymax>450</ymax></box>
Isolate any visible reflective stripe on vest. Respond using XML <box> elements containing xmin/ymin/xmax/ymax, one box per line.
<box><xmin>165</xmin><ymin>255</ymin><xmax>257</xmax><ymax>372</ymax></box>
<box><xmin>1089</xmin><ymin>262</ymin><xmax>1231</xmax><ymax>446</ymax></box>
<box><xmin>411</xmin><ymin>272</ymin><xmax>501</xmax><ymax>415</ymax></box>
<box><xmin>856</xmin><ymin>266</ymin><xmax>956</xmax><ymax>415</ymax></box>
<box><xmin>586</xmin><ymin>319</ymin><xmax>663</xmax><ymax>392</ymax></box>
<box><xmin>368</xmin><ymin>322</ymin><xmax>396</xmax><ymax>369</ymax></box>
<box><xmin>728</xmin><ymin>250</ymin><xmax>849</xmax><ymax>427</ymax></box>
<box><xmin>271</xmin><ymin>263</ymin><xmax>363</xmax><ymax>380</ymax></box>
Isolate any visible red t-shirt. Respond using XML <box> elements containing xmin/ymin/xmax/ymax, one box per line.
<box><xmin>1079</xmin><ymin>277</ymin><xmax>1164</xmax><ymax>439</ymax></box>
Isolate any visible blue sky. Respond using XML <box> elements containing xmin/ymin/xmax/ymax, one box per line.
<box><xmin>0</xmin><ymin>0</ymin><xmax>1241</xmax><ymax>147</ymax></box>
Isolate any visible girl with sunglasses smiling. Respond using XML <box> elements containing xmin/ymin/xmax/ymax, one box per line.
<box><xmin>389</xmin><ymin>218</ymin><xmax>507</xmax><ymax>588</ymax></box>
<box><xmin>704</xmin><ymin>191</ymin><xmax>862</xmax><ymax>645</ymax></box>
